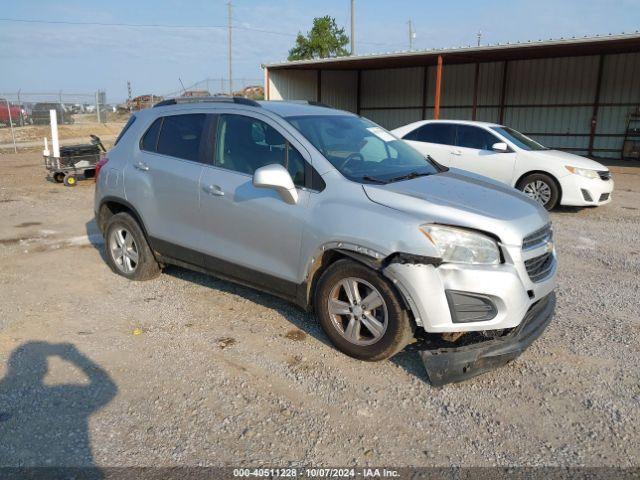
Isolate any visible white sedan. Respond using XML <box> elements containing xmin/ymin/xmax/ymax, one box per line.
<box><xmin>392</xmin><ymin>120</ymin><xmax>614</xmax><ymax>210</ymax></box>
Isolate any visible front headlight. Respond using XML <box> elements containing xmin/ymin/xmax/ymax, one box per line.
<box><xmin>419</xmin><ymin>225</ymin><xmax>500</xmax><ymax>265</ymax></box>
<box><xmin>565</xmin><ymin>165</ymin><xmax>599</xmax><ymax>179</ymax></box>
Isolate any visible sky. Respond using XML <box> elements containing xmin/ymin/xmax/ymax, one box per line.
<box><xmin>1</xmin><ymin>0</ymin><xmax>638</xmax><ymax>102</ymax></box>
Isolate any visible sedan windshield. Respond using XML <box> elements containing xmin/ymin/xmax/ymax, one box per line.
<box><xmin>491</xmin><ymin>126</ymin><xmax>548</xmax><ymax>151</ymax></box>
<box><xmin>286</xmin><ymin>115</ymin><xmax>440</xmax><ymax>183</ymax></box>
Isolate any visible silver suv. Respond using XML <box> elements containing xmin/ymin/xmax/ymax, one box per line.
<box><xmin>95</xmin><ymin>97</ymin><xmax>557</xmax><ymax>384</ymax></box>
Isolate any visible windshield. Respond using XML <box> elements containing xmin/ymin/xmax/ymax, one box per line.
<box><xmin>286</xmin><ymin>115</ymin><xmax>440</xmax><ymax>183</ymax></box>
<box><xmin>491</xmin><ymin>126</ymin><xmax>548</xmax><ymax>151</ymax></box>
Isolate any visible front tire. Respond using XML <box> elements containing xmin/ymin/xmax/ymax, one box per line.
<box><xmin>314</xmin><ymin>259</ymin><xmax>414</xmax><ymax>361</ymax></box>
<box><xmin>104</xmin><ymin>212</ymin><xmax>160</xmax><ymax>281</ymax></box>
<box><xmin>518</xmin><ymin>173</ymin><xmax>559</xmax><ymax>210</ymax></box>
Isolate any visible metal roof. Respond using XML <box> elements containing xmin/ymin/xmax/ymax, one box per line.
<box><xmin>263</xmin><ymin>32</ymin><xmax>640</xmax><ymax>70</ymax></box>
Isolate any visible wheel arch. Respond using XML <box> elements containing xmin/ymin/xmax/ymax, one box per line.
<box><xmin>97</xmin><ymin>197</ymin><xmax>150</xmax><ymax>240</ymax></box>
<box><xmin>303</xmin><ymin>247</ymin><xmax>419</xmax><ymax>320</ymax></box>
<box><xmin>515</xmin><ymin>170</ymin><xmax>563</xmax><ymax>203</ymax></box>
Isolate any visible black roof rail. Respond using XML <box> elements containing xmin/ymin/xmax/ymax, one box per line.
<box><xmin>285</xmin><ymin>100</ymin><xmax>332</xmax><ymax>108</ymax></box>
<box><xmin>153</xmin><ymin>96</ymin><xmax>261</xmax><ymax>108</ymax></box>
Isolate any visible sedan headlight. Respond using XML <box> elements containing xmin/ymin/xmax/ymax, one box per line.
<box><xmin>565</xmin><ymin>165</ymin><xmax>599</xmax><ymax>179</ymax></box>
<box><xmin>419</xmin><ymin>225</ymin><xmax>500</xmax><ymax>265</ymax></box>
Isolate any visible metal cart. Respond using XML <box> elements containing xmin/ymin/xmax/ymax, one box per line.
<box><xmin>44</xmin><ymin>135</ymin><xmax>106</xmax><ymax>186</ymax></box>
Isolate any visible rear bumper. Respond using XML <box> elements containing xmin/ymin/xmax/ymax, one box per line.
<box><xmin>419</xmin><ymin>291</ymin><xmax>555</xmax><ymax>386</ymax></box>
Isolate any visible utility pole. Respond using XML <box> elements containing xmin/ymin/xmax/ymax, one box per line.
<box><xmin>477</xmin><ymin>30</ymin><xmax>482</xmax><ymax>46</ymax></box>
<box><xmin>127</xmin><ymin>81</ymin><xmax>132</xmax><ymax>111</ymax></box>
<box><xmin>408</xmin><ymin>20</ymin><xmax>415</xmax><ymax>50</ymax></box>
<box><xmin>350</xmin><ymin>0</ymin><xmax>355</xmax><ymax>55</ymax></box>
<box><xmin>227</xmin><ymin>0</ymin><xmax>233</xmax><ymax>95</ymax></box>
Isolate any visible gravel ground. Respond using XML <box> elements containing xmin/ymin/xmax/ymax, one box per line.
<box><xmin>0</xmin><ymin>152</ymin><xmax>638</xmax><ymax>468</ymax></box>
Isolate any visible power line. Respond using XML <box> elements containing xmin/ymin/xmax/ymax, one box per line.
<box><xmin>0</xmin><ymin>16</ymin><xmax>401</xmax><ymax>47</ymax></box>
<box><xmin>0</xmin><ymin>17</ymin><xmax>227</xmax><ymax>29</ymax></box>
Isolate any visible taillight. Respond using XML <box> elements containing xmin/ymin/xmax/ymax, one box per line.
<box><xmin>95</xmin><ymin>155</ymin><xmax>109</xmax><ymax>182</ymax></box>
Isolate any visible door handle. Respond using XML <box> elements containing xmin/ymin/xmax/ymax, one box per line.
<box><xmin>203</xmin><ymin>184</ymin><xmax>225</xmax><ymax>196</ymax></box>
<box><xmin>451</xmin><ymin>150</ymin><xmax>462</xmax><ymax>156</ymax></box>
<box><xmin>134</xmin><ymin>161</ymin><xmax>150</xmax><ymax>171</ymax></box>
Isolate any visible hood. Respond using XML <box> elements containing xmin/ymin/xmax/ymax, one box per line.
<box><xmin>363</xmin><ymin>169</ymin><xmax>549</xmax><ymax>245</ymax></box>
<box><xmin>525</xmin><ymin>149</ymin><xmax>608</xmax><ymax>170</ymax></box>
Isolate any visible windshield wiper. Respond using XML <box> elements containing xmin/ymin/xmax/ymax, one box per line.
<box><xmin>387</xmin><ymin>171</ymin><xmax>432</xmax><ymax>183</ymax></box>
<box><xmin>361</xmin><ymin>175</ymin><xmax>388</xmax><ymax>185</ymax></box>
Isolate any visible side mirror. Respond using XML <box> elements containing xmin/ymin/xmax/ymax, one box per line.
<box><xmin>253</xmin><ymin>163</ymin><xmax>299</xmax><ymax>205</ymax></box>
<box><xmin>492</xmin><ymin>142</ymin><xmax>509</xmax><ymax>152</ymax></box>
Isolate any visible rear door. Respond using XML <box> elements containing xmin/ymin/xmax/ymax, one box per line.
<box><xmin>198</xmin><ymin>111</ymin><xmax>311</xmax><ymax>292</ymax></box>
<box><xmin>125</xmin><ymin>112</ymin><xmax>213</xmax><ymax>263</ymax></box>
<box><xmin>401</xmin><ymin>123</ymin><xmax>457</xmax><ymax>166</ymax></box>
<box><xmin>450</xmin><ymin>124</ymin><xmax>517</xmax><ymax>184</ymax></box>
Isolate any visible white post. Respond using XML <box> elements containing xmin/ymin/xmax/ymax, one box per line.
<box><xmin>50</xmin><ymin>109</ymin><xmax>60</xmax><ymax>158</ymax></box>
<box><xmin>5</xmin><ymin>99</ymin><xmax>17</xmax><ymax>153</ymax></box>
<box><xmin>43</xmin><ymin>138</ymin><xmax>50</xmax><ymax>157</ymax></box>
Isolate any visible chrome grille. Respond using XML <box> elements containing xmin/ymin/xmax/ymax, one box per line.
<box><xmin>525</xmin><ymin>252</ymin><xmax>554</xmax><ymax>282</ymax></box>
<box><xmin>598</xmin><ymin>171</ymin><xmax>611</xmax><ymax>181</ymax></box>
<box><xmin>522</xmin><ymin>224</ymin><xmax>552</xmax><ymax>250</ymax></box>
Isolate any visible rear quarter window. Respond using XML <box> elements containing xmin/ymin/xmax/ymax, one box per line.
<box><xmin>114</xmin><ymin>115</ymin><xmax>136</xmax><ymax>146</ymax></box>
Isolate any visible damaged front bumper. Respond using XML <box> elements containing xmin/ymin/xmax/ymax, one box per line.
<box><xmin>419</xmin><ymin>292</ymin><xmax>555</xmax><ymax>386</ymax></box>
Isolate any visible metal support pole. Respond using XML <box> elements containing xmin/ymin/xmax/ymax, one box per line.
<box><xmin>421</xmin><ymin>66</ymin><xmax>428</xmax><ymax>120</ymax></box>
<box><xmin>227</xmin><ymin>1</ymin><xmax>233</xmax><ymax>95</ymax></box>
<box><xmin>472</xmin><ymin>63</ymin><xmax>480</xmax><ymax>121</ymax></box>
<box><xmin>317</xmin><ymin>70</ymin><xmax>322</xmax><ymax>103</ymax></box>
<box><xmin>356</xmin><ymin>70</ymin><xmax>362</xmax><ymax>115</ymax></box>
<box><xmin>5</xmin><ymin>98</ymin><xmax>17</xmax><ymax>153</ymax></box>
<box><xmin>499</xmin><ymin>61</ymin><xmax>509</xmax><ymax>124</ymax></box>
<box><xmin>588</xmin><ymin>55</ymin><xmax>604</xmax><ymax>157</ymax></box>
<box><xmin>17</xmin><ymin>89</ymin><xmax>23</xmax><ymax>125</ymax></box>
<box><xmin>350</xmin><ymin>0</ymin><xmax>355</xmax><ymax>55</ymax></box>
<box><xmin>434</xmin><ymin>55</ymin><xmax>443</xmax><ymax>119</ymax></box>
<box><xmin>408</xmin><ymin>20</ymin><xmax>414</xmax><ymax>50</ymax></box>
<box><xmin>95</xmin><ymin>91</ymin><xmax>101</xmax><ymax>123</ymax></box>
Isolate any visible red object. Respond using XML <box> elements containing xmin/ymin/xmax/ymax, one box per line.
<box><xmin>434</xmin><ymin>55</ymin><xmax>443</xmax><ymax>120</ymax></box>
<box><xmin>0</xmin><ymin>101</ymin><xmax>22</xmax><ymax>124</ymax></box>
<box><xmin>95</xmin><ymin>155</ymin><xmax>109</xmax><ymax>181</ymax></box>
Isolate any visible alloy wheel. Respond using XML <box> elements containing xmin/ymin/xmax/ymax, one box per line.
<box><xmin>523</xmin><ymin>180</ymin><xmax>552</xmax><ymax>206</ymax></box>
<box><xmin>109</xmin><ymin>227</ymin><xmax>139</xmax><ymax>274</ymax></box>
<box><xmin>327</xmin><ymin>277</ymin><xmax>388</xmax><ymax>346</ymax></box>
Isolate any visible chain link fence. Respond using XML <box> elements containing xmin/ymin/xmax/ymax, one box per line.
<box><xmin>0</xmin><ymin>78</ymin><xmax>264</xmax><ymax>153</ymax></box>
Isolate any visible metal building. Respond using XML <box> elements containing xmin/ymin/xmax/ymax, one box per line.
<box><xmin>263</xmin><ymin>33</ymin><xmax>640</xmax><ymax>159</ymax></box>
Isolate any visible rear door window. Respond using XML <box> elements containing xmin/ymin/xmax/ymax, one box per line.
<box><xmin>404</xmin><ymin>123</ymin><xmax>456</xmax><ymax>146</ymax></box>
<box><xmin>156</xmin><ymin>114</ymin><xmax>207</xmax><ymax>162</ymax></box>
<box><xmin>455</xmin><ymin>125</ymin><xmax>500</xmax><ymax>151</ymax></box>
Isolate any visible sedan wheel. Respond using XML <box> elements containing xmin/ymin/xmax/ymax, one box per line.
<box><xmin>327</xmin><ymin>277</ymin><xmax>388</xmax><ymax>346</ymax></box>
<box><xmin>109</xmin><ymin>227</ymin><xmax>139</xmax><ymax>274</ymax></box>
<box><xmin>518</xmin><ymin>173</ymin><xmax>559</xmax><ymax>210</ymax></box>
<box><xmin>523</xmin><ymin>180</ymin><xmax>552</xmax><ymax>206</ymax></box>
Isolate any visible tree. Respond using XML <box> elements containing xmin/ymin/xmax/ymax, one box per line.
<box><xmin>288</xmin><ymin>16</ymin><xmax>350</xmax><ymax>61</ymax></box>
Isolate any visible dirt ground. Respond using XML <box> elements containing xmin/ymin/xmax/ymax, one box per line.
<box><xmin>0</xmin><ymin>152</ymin><xmax>638</xmax><ymax>468</ymax></box>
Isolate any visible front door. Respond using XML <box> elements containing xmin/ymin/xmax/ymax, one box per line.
<box><xmin>197</xmin><ymin>112</ymin><xmax>310</xmax><ymax>295</ymax></box>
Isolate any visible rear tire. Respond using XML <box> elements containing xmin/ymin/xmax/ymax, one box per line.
<box><xmin>517</xmin><ymin>173</ymin><xmax>559</xmax><ymax>210</ymax></box>
<box><xmin>53</xmin><ymin>172</ymin><xmax>65</xmax><ymax>183</ymax></box>
<box><xmin>314</xmin><ymin>259</ymin><xmax>414</xmax><ymax>361</ymax></box>
<box><xmin>104</xmin><ymin>212</ymin><xmax>160</xmax><ymax>281</ymax></box>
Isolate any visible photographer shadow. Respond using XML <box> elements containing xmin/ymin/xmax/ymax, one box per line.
<box><xmin>0</xmin><ymin>342</ymin><xmax>117</xmax><ymax>475</ymax></box>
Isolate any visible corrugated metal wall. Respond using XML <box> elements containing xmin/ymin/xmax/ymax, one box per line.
<box><xmin>268</xmin><ymin>51</ymin><xmax>640</xmax><ymax>158</ymax></box>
